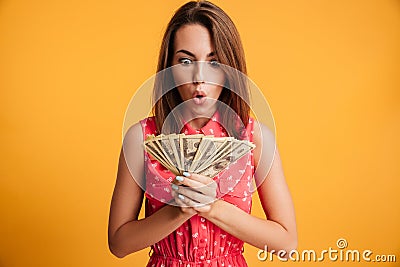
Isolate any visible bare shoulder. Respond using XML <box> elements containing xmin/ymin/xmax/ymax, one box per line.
<box><xmin>251</xmin><ymin>120</ymin><xmax>277</xmax><ymax>182</ymax></box>
<box><xmin>123</xmin><ymin>122</ymin><xmax>144</xmax><ymax>145</ymax></box>
<box><xmin>120</xmin><ymin>121</ymin><xmax>146</xmax><ymax>188</ymax></box>
<box><xmin>252</xmin><ymin>120</ymin><xmax>275</xmax><ymax>156</ymax></box>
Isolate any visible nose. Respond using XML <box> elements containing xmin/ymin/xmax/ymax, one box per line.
<box><xmin>193</xmin><ymin>61</ymin><xmax>205</xmax><ymax>84</ymax></box>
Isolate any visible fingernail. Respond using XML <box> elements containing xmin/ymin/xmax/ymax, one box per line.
<box><xmin>171</xmin><ymin>184</ymin><xmax>178</xmax><ymax>190</ymax></box>
<box><xmin>178</xmin><ymin>194</ymin><xmax>185</xmax><ymax>200</ymax></box>
<box><xmin>176</xmin><ymin>176</ymin><xmax>184</xmax><ymax>182</ymax></box>
<box><xmin>182</xmin><ymin>172</ymin><xmax>191</xmax><ymax>177</ymax></box>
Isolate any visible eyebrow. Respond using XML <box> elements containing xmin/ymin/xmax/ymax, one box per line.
<box><xmin>175</xmin><ymin>49</ymin><xmax>216</xmax><ymax>58</ymax></box>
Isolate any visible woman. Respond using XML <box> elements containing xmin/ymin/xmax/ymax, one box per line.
<box><xmin>108</xmin><ymin>1</ymin><xmax>297</xmax><ymax>266</ymax></box>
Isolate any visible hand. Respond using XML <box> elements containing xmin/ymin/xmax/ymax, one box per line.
<box><xmin>171</xmin><ymin>172</ymin><xmax>218</xmax><ymax>214</ymax></box>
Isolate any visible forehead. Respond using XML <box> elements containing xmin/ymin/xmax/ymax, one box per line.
<box><xmin>173</xmin><ymin>24</ymin><xmax>214</xmax><ymax>53</ymax></box>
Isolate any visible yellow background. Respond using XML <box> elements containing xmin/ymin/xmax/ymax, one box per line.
<box><xmin>1</xmin><ymin>0</ymin><xmax>399</xmax><ymax>266</ymax></box>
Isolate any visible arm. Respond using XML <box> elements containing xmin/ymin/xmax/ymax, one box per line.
<box><xmin>203</xmin><ymin>151</ymin><xmax>297</xmax><ymax>252</ymax></box>
<box><xmin>108</xmin><ymin>123</ymin><xmax>194</xmax><ymax>258</ymax></box>
<box><xmin>173</xmin><ymin>121</ymin><xmax>297</xmax><ymax>252</ymax></box>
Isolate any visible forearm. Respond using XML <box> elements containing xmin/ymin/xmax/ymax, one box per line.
<box><xmin>202</xmin><ymin>200</ymin><xmax>297</xmax><ymax>252</ymax></box>
<box><xmin>109</xmin><ymin>204</ymin><xmax>193</xmax><ymax>258</ymax></box>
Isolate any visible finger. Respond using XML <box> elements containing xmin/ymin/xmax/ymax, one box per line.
<box><xmin>173</xmin><ymin>183</ymin><xmax>206</xmax><ymax>201</ymax></box>
<box><xmin>174</xmin><ymin>195</ymin><xmax>189</xmax><ymax>208</ymax></box>
<box><xmin>183</xmin><ymin>172</ymin><xmax>214</xmax><ymax>185</ymax></box>
<box><xmin>173</xmin><ymin>190</ymin><xmax>192</xmax><ymax>208</ymax></box>
<box><xmin>174</xmin><ymin>196</ymin><xmax>197</xmax><ymax>215</ymax></box>
<box><xmin>172</xmin><ymin>181</ymin><xmax>216</xmax><ymax>199</ymax></box>
<box><xmin>175</xmin><ymin>177</ymin><xmax>210</xmax><ymax>194</ymax></box>
<box><xmin>176</xmin><ymin>187</ymin><xmax>215</xmax><ymax>205</ymax></box>
<box><xmin>176</xmin><ymin>174</ymin><xmax>217</xmax><ymax>191</ymax></box>
<box><xmin>173</xmin><ymin>189</ymin><xmax>198</xmax><ymax>206</ymax></box>
<box><xmin>176</xmin><ymin>193</ymin><xmax>207</xmax><ymax>208</ymax></box>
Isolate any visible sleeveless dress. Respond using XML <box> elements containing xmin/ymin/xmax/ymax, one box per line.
<box><xmin>140</xmin><ymin>112</ymin><xmax>255</xmax><ymax>267</ymax></box>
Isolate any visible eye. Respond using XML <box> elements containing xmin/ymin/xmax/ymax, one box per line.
<box><xmin>179</xmin><ymin>58</ymin><xmax>193</xmax><ymax>66</ymax></box>
<box><xmin>209</xmin><ymin>60</ymin><xmax>220</xmax><ymax>68</ymax></box>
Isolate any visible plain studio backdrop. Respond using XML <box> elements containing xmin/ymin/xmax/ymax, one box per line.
<box><xmin>0</xmin><ymin>0</ymin><xmax>399</xmax><ymax>266</ymax></box>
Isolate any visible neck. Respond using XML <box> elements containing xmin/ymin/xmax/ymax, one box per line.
<box><xmin>187</xmin><ymin>117</ymin><xmax>209</xmax><ymax>130</ymax></box>
<box><xmin>181</xmin><ymin>106</ymin><xmax>217</xmax><ymax>131</ymax></box>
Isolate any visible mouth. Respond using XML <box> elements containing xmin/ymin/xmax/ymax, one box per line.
<box><xmin>192</xmin><ymin>91</ymin><xmax>207</xmax><ymax>105</ymax></box>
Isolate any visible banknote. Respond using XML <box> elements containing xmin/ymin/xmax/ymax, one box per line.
<box><xmin>143</xmin><ymin>133</ymin><xmax>255</xmax><ymax>177</ymax></box>
<box><xmin>190</xmin><ymin>136</ymin><xmax>232</xmax><ymax>172</ymax></box>
<box><xmin>180</xmin><ymin>134</ymin><xmax>203</xmax><ymax>172</ymax></box>
<box><xmin>197</xmin><ymin>140</ymin><xmax>255</xmax><ymax>177</ymax></box>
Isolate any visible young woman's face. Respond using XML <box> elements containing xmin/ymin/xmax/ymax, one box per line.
<box><xmin>171</xmin><ymin>24</ymin><xmax>225</xmax><ymax>117</ymax></box>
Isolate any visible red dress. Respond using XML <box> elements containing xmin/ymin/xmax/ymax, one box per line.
<box><xmin>140</xmin><ymin>112</ymin><xmax>255</xmax><ymax>267</ymax></box>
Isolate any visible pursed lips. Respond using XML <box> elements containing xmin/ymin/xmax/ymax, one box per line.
<box><xmin>192</xmin><ymin>90</ymin><xmax>207</xmax><ymax>105</ymax></box>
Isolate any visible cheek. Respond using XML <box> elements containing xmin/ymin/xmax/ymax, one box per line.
<box><xmin>177</xmin><ymin>85</ymin><xmax>191</xmax><ymax>100</ymax></box>
<box><xmin>211</xmin><ymin>86</ymin><xmax>223</xmax><ymax>99</ymax></box>
<box><xmin>209</xmin><ymin>69</ymin><xmax>225</xmax><ymax>87</ymax></box>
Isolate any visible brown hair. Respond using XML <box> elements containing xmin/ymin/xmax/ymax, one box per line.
<box><xmin>153</xmin><ymin>0</ymin><xmax>250</xmax><ymax>139</ymax></box>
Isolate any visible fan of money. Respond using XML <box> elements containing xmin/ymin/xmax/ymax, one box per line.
<box><xmin>144</xmin><ymin>133</ymin><xmax>256</xmax><ymax>177</ymax></box>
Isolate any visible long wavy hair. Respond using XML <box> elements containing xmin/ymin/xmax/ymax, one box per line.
<box><xmin>153</xmin><ymin>0</ymin><xmax>250</xmax><ymax>139</ymax></box>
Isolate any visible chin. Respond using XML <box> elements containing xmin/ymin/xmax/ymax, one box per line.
<box><xmin>188</xmin><ymin>104</ymin><xmax>217</xmax><ymax>118</ymax></box>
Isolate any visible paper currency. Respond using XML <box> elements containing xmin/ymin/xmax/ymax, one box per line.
<box><xmin>144</xmin><ymin>133</ymin><xmax>255</xmax><ymax>177</ymax></box>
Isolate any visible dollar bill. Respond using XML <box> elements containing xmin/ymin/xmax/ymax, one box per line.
<box><xmin>155</xmin><ymin>135</ymin><xmax>180</xmax><ymax>173</ymax></box>
<box><xmin>197</xmin><ymin>139</ymin><xmax>255</xmax><ymax>177</ymax></box>
<box><xmin>144</xmin><ymin>133</ymin><xmax>255</xmax><ymax>177</ymax></box>
<box><xmin>144</xmin><ymin>140</ymin><xmax>180</xmax><ymax>175</ymax></box>
<box><xmin>168</xmin><ymin>134</ymin><xmax>184</xmax><ymax>172</ymax></box>
<box><xmin>180</xmin><ymin>134</ymin><xmax>204</xmax><ymax>172</ymax></box>
<box><xmin>190</xmin><ymin>137</ymin><xmax>231</xmax><ymax>172</ymax></box>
